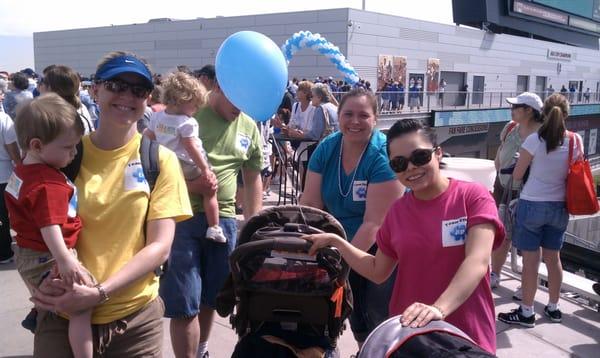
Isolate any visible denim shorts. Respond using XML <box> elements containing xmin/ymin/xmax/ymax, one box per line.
<box><xmin>159</xmin><ymin>213</ymin><xmax>237</xmax><ymax>318</ymax></box>
<box><xmin>513</xmin><ymin>199</ymin><xmax>569</xmax><ymax>251</ymax></box>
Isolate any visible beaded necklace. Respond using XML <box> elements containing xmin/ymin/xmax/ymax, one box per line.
<box><xmin>338</xmin><ymin>137</ymin><xmax>369</xmax><ymax>198</ymax></box>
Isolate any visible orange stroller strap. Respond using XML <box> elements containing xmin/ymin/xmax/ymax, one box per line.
<box><xmin>330</xmin><ymin>286</ymin><xmax>344</xmax><ymax>317</ymax></box>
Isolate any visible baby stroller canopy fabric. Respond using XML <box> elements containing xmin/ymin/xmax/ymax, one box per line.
<box><xmin>359</xmin><ymin>316</ymin><xmax>495</xmax><ymax>358</ymax></box>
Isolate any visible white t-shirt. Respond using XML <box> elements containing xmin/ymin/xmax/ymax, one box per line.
<box><xmin>289</xmin><ymin>102</ymin><xmax>316</xmax><ymax>132</ymax></box>
<box><xmin>148</xmin><ymin>110</ymin><xmax>204</xmax><ymax>165</ymax></box>
<box><xmin>77</xmin><ymin>105</ymin><xmax>95</xmax><ymax>135</ymax></box>
<box><xmin>520</xmin><ymin>132</ymin><xmax>582</xmax><ymax>202</ymax></box>
<box><xmin>0</xmin><ymin>112</ymin><xmax>17</xmax><ymax>183</ymax></box>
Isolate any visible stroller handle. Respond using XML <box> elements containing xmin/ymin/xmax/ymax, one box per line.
<box><xmin>230</xmin><ymin>236</ymin><xmax>314</xmax><ymax>264</ymax></box>
<box><xmin>273</xmin><ymin>236</ymin><xmax>314</xmax><ymax>252</ymax></box>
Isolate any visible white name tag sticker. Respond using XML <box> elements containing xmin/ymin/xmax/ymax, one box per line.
<box><xmin>5</xmin><ymin>173</ymin><xmax>22</xmax><ymax>199</ymax></box>
<box><xmin>67</xmin><ymin>180</ymin><xmax>78</xmax><ymax>218</ymax></box>
<box><xmin>352</xmin><ymin>180</ymin><xmax>368</xmax><ymax>201</ymax></box>
<box><xmin>123</xmin><ymin>160</ymin><xmax>150</xmax><ymax>193</ymax></box>
<box><xmin>236</xmin><ymin>134</ymin><xmax>252</xmax><ymax>155</ymax></box>
<box><xmin>441</xmin><ymin>216</ymin><xmax>467</xmax><ymax>247</ymax></box>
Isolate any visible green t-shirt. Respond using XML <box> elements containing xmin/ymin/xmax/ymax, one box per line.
<box><xmin>496</xmin><ymin>121</ymin><xmax>522</xmax><ymax>189</ymax></box>
<box><xmin>192</xmin><ymin>107</ymin><xmax>263</xmax><ymax>217</ymax></box>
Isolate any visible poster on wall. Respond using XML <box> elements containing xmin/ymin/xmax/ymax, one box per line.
<box><xmin>393</xmin><ymin>56</ymin><xmax>407</xmax><ymax>87</ymax></box>
<box><xmin>377</xmin><ymin>55</ymin><xmax>394</xmax><ymax>90</ymax></box>
<box><xmin>426</xmin><ymin>58</ymin><xmax>440</xmax><ymax>92</ymax></box>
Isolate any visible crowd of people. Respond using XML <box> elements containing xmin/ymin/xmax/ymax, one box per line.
<box><xmin>0</xmin><ymin>54</ymin><xmax>586</xmax><ymax>358</ymax></box>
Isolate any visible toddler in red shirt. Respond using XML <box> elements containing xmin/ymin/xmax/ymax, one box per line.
<box><xmin>5</xmin><ymin>93</ymin><xmax>93</xmax><ymax>358</ymax></box>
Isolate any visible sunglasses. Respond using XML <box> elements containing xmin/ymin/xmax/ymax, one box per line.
<box><xmin>389</xmin><ymin>147</ymin><xmax>438</xmax><ymax>173</ymax></box>
<box><xmin>511</xmin><ymin>104</ymin><xmax>528</xmax><ymax>110</ymax></box>
<box><xmin>96</xmin><ymin>79</ymin><xmax>151</xmax><ymax>99</ymax></box>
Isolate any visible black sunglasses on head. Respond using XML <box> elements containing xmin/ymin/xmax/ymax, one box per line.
<box><xmin>96</xmin><ymin>79</ymin><xmax>151</xmax><ymax>99</ymax></box>
<box><xmin>389</xmin><ymin>147</ymin><xmax>438</xmax><ymax>173</ymax></box>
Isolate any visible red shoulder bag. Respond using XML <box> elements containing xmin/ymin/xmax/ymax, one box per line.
<box><xmin>566</xmin><ymin>131</ymin><xmax>599</xmax><ymax>215</ymax></box>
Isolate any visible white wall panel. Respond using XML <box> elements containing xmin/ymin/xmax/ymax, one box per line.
<box><xmin>33</xmin><ymin>7</ymin><xmax>600</xmax><ymax>94</ymax></box>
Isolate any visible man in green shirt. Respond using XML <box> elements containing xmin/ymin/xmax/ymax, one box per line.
<box><xmin>160</xmin><ymin>83</ymin><xmax>263</xmax><ymax>358</ymax></box>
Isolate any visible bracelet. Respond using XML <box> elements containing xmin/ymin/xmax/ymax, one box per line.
<box><xmin>95</xmin><ymin>284</ymin><xmax>110</xmax><ymax>304</ymax></box>
<box><xmin>431</xmin><ymin>304</ymin><xmax>445</xmax><ymax>319</ymax></box>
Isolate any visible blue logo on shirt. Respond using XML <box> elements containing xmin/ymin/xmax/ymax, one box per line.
<box><xmin>450</xmin><ymin>224</ymin><xmax>467</xmax><ymax>242</ymax></box>
<box><xmin>356</xmin><ymin>186</ymin><xmax>367</xmax><ymax>199</ymax></box>
<box><xmin>133</xmin><ymin>168</ymin><xmax>147</xmax><ymax>184</ymax></box>
<box><xmin>239</xmin><ymin>137</ymin><xmax>250</xmax><ymax>151</ymax></box>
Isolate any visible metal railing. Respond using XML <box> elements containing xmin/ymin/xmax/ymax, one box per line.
<box><xmin>331</xmin><ymin>91</ymin><xmax>600</xmax><ymax>113</ymax></box>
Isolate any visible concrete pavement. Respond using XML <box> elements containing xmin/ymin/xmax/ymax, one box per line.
<box><xmin>2</xmin><ymin>256</ymin><xmax>599</xmax><ymax>357</ymax></box>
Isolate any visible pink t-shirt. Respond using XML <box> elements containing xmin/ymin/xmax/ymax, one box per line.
<box><xmin>376</xmin><ymin>179</ymin><xmax>505</xmax><ymax>354</ymax></box>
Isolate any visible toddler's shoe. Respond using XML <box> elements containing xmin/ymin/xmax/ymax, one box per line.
<box><xmin>206</xmin><ymin>225</ymin><xmax>227</xmax><ymax>243</ymax></box>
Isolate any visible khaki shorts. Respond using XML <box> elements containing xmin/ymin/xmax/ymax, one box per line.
<box><xmin>15</xmin><ymin>246</ymin><xmax>96</xmax><ymax>291</ymax></box>
<box><xmin>34</xmin><ymin>297</ymin><xmax>165</xmax><ymax>357</ymax></box>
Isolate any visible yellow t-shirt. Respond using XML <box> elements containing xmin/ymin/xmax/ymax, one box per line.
<box><xmin>75</xmin><ymin>133</ymin><xmax>192</xmax><ymax>324</ymax></box>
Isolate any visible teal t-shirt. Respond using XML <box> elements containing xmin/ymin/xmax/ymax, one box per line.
<box><xmin>193</xmin><ymin>107</ymin><xmax>263</xmax><ymax>217</ymax></box>
<box><xmin>308</xmin><ymin>130</ymin><xmax>397</xmax><ymax>240</ymax></box>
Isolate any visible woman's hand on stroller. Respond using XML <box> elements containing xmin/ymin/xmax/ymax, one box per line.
<box><xmin>303</xmin><ymin>233</ymin><xmax>342</xmax><ymax>255</ymax></box>
<box><xmin>401</xmin><ymin>302</ymin><xmax>444</xmax><ymax>328</ymax></box>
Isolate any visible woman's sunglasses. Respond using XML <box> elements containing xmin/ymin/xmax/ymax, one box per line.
<box><xmin>96</xmin><ymin>79</ymin><xmax>151</xmax><ymax>99</ymax></box>
<box><xmin>389</xmin><ymin>147</ymin><xmax>438</xmax><ymax>173</ymax></box>
<box><xmin>511</xmin><ymin>104</ymin><xmax>529</xmax><ymax>110</ymax></box>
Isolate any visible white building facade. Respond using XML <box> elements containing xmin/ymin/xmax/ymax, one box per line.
<box><xmin>34</xmin><ymin>8</ymin><xmax>600</xmax><ymax>96</ymax></box>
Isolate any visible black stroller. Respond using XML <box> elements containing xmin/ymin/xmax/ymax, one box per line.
<box><xmin>359</xmin><ymin>316</ymin><xmax>496</xmax><ymax>357</ymax></box>
<box><xmin>216</xmin><ymin>205</ymin><xmax>353</xmax><ymax>357</ymax></box>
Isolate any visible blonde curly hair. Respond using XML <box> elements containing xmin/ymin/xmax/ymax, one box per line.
<box><xmin>162</xmin><ymin>71</ymin><xmax>207</xmax><ymax>107</ymax></box>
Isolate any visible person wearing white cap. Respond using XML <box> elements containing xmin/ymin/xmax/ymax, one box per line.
<box><xmin>490</xmin><ymin>92</ymin><xmax>543</xmax><ymax>291</ymax></box>
<box><xmin>498</xmin><ymin>93</ymin><xmax>582</xmax><ymax>327</ymax></box>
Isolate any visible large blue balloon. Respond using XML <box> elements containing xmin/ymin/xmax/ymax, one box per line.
<box><xmin>215</xmin><ymin>31</ymin><xmax>288</xmax><ymax>122</ymax></box>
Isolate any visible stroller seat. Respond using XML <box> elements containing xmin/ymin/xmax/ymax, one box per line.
<box><xmin>217</xmin><ymin>205</ymin><xmax>353</xmax><ymax>356</ymax></box>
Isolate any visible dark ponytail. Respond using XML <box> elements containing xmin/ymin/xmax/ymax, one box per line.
<box><xmin>538</xmin><ymin>93</ymin><xmax>569</xmax><ymax>153</ymax></box>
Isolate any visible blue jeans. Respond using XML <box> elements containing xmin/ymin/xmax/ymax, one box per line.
<box><xmin>160</xmin><ymin>213</ymin><xmax>237</xmax><ymax>318</ymax></box>
<box><xmin>513</xmin><ymin>199</ymin><xmax>569</xmax><ymax>251</ymax></box>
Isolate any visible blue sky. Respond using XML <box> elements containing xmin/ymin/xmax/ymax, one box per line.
<box><xmin>0</xmin><ymin>0</ymin><xmax>453</xmax><ymax>73</ymax></box>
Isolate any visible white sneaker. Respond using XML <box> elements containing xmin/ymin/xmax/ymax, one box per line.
<box><xmin>512</xmin><ymin>286</ymin><xmax>523</xmax><ymax>301</ymax></box>
<box><xmin>490</xmin><ymin>272</ymin><xmax>500</xmax><ymax>289</ymax></box>
<box><xmin>206</xmin><ymin>225</ymin><xmax>227</xmax><ymax>243</ymax></box>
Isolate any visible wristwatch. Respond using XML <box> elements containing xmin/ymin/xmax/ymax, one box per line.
<box><xmin>95</xmin><ymin>284</ymin><xmax>110</xmax><ymax>304</ymax></box>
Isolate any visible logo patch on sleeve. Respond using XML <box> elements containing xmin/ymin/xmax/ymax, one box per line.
<box><xmin>441</xmin><ymin>216</ymin><xmax>467</xmax><ymax>247</ymax></box>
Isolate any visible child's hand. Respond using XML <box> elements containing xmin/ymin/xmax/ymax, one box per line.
<box><xmin>57</xmin><ymin>256</ymin><xmax>91</xmax><ymax>287</ymax></box>
<box><xmin>302</xmin><ymin>233</ymin><xmax>342</xmax><ymax>256</ymax></box>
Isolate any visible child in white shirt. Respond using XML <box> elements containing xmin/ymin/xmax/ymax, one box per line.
<box><xmin>145</xmin><ymin>71</ymin><xmax>226</xmax><ymax>242</ymax></box>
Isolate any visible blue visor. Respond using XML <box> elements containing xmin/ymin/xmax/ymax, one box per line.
<box><xmin>95</xmin><ymin>55</ymin><xmax>153</xmax><ymax>88</ymax></box>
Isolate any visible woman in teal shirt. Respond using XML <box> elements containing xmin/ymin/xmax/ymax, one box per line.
<box><xmin>300</xmin><ymin>88</ymin><xmax>404</xmax><ymax>349</ymax></box>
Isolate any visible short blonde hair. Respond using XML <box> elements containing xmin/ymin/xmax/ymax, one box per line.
<box><xmin>162</xmin><ymin>71</ymin><xmax>207</xmax><ymax>107</ymax></box>
<box><xmin>297</xmin><ymin>81</ymin><xmax>314</xmax><ymax>99</ymax></box>
<box><xmin>15</xmin><ymin>93</ymin><xmax>84</xmax><ymax>150</ymax></box>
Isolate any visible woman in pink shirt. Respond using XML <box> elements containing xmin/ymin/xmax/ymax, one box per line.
<box><xmin>305</xmin><ymin>118</ymin><xmax>504</xmax><ymax>353</ymax></box>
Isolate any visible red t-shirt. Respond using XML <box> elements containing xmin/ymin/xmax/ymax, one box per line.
<box><xmin>376</xmin><ymin>179</ymin><xmax>505</xmax><ymax>354</ymax></box>
<box><xmin>4</xmin><ymin>164</ymin><xmax>82</xmax><ymax>252</ymax></box>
